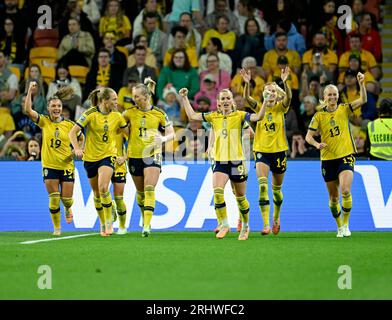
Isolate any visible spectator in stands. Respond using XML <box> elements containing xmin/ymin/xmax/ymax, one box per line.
<box><xmin>199</xmin><ymin>54</ymin><xmax>231</xmax><ymax>92</ymax></box>
<box><xmin>122</xmin><ymin>46</ymin><xmax>157</xmax><ymax>86</ymax></box>
<box><xmin>0</xmin><ymin>104</ymin><xmax>15</xmax><ymax>139</ymax></box>
<box><xmin>268</xmin><ymin>56</ymin><xmax>299</xmax><ymax>91</ymax></box>
<box><xmin>47</xmin><ymin>64</ymin><xmax>82</xmax><ymax>100</ymax></box>
<box><xmin>337</xmin><ymin>54</ymin><xmax>379</xmax><ymax>95</ymax></box>
<box><xmin>58</xmin><ymin>0</ymin><xmax>96</xmax><ymax>41</ymax></box>
<box><xmin>0</xmin><ymin>17</ymin><xmax>26</xmax><ymax>66</ymax></box>
<box><xmin>300</xmin><ymin>74</ymin><xmax>323</xmax><ymax>103</ymax></box>
<box><xmin>164</xmin><ymin>26</ymin><xmax>198</xmax><ymax>68</ymax></box>
<box><xmin>202</xmin><ymin>15</ymin><xmax>236</xmax><ymax>53</ymax></box>
<box><xmin>167</xmin><ymin>12</ymin><xmax>202</xmax><ymax>55</ymax></box>
<box><xmin>352</xmin><ymin>0</ymin><xmax>379</xmax><ymax>30</ymax></box>
<box><xmin>19</xmin><ymin>64</ymin><xmax>48</xmax><ymax>97</ymax></box>
<box><xmin>235</xmin><ymin>0</ymin><xmax>267</xmax><ymax>34</ymax></box>
<box><xmin>26</xmin><ymin>137</ymin><xmax>41</xmax><ymax>161</ymax></box>
<box><xmin>61</xmin><ymin>106</ymin><xmax>72</xmax><ymax>120</ymax></box>
<box><xmin>0</xmin><ymin>0</ymin><xmax>28</xmax><ymax>40</ymax></box>
<box><xmin>132</xmin><ymin>0</ymin><xmax>164</xmax><ymax>40</ymax></box>
<box><xmin>339</xmin><ymin>33</ymin><xmax>381</xmax><ymax>80</ymax></box>
<box><xmin>0</xmin><ymin>50</ymin><xmax>18</xmax><ymax>107</ymax></box>
<box><xmin>262</xmin><ymin>32</ymin><xmax>301</xmax><ymax>79</ymax></box>
<box><xmin>319</xmin><ymin>13</ymin><xmax>344</xmax><ymax>57</ymax></box>
<box><xmin>138</xmin><ymin>12</ymin><xmax>168</xmax><ymax>69</ymax></box>
<box><xmin>194</xmin><ymin>74</ymin><xmax>219</xmax><ymax>111</ymax></box>
<box><xmin>198</xmin><ymin>37</ymin><xmax>232</xmax><ymax>74</ymax></box>
<box><xmin>99</xmin><ymin>0</ymin><xmax>132</xmax><ymax>42</ymax></box>
<box><xmin>57</xmin><ymin>18</ymin><xmax>96</xmax><ymax>67</ymax></box>
<box><xmin>84</xmin><ymin>48</ymin><xmax>123</xmax><ymax>98</ymax></box>
<box><xmin>302</xmin><ymin>31</ymin><xmax>338</xmax><ymax>75</ymax></box>
<box><xmin>0</xmin><ymin>130</ymin><xmax>28</xmax><ymax>160</ymax></box>
<box><xmin>345</xmin><ymin>14</ymin><xmax>382</xmax><ymax>62</ymax></box>
<box><xmin>340</xmin><ymin>69</ymin><xmax>377</xmax><ymax>127</ymax></box>
<box><xmin>101</xmin><ymin>31</ymin><xmax>127</xmax><ymax>70</ymax></box>
<box><xmin>265</xmin><ymin>19</ymin><xmax>306</xmax><ymax>56</ymax></box>
<box><xmin>195</xmin><ymin>96</ymin><xmax>211</xmax><ymax>113</ymax></box>
<box><xmin>302</xmin><ymin>50</ymin><xmax>334</xmax><ymax>86</ymax></box>
<box><xmin>157</xmin><ymin>48</ymin><xmax>199</xmax><ymax>101</ymax></box>
<box><xmin>167</xmin><ymin>0</ymin><xmax>203</xmax><ymax>32</ymax></box>
<box><xmin>300</xmin><ymin>95</ymin><xmax>317</xmax><ymax>133</ymax></box>
<box><xmin>262</xmin><ymin>0</ymin><xmax>291</xmax><ymax>30</ymax></box>
<box><xmin>205</xmin><ymin>0</ymin><xmax>240</xmax><ymax>35</ymax></box>
<box><xmin>82</xmin><ymin>0</ymin><xmax>101</xmax><ymax>26</ymax></box>
<box><xmin>231</xmin><ymin>57</ymin><xmax>265</xmax><ymax>102</ymax></box>
<box><xmin>233</xmin><ymin>18</ymin><xmax>266</xmax><ymax>71</ymax></box>
<box><xmin>285</xmin><ymin>106</ymin><xmax>299</xmax><ymax>144</ymax></box>
<box><xmin>118</xmin><ymin>74</ymin><xmax>138</xmax><ymax>111</ymax></box>
<box><xmin>290</xmin><ymin>132</ymin><xmax>319</xmax><ymax>158</ymax></box>
<box><xmin>158</xmin><ymin>86</ymin><xmax>185</xmax><ymax>127</ymax></box>
<box><xmin>127</xmin><ymin>34</ymin><xmax>157</xmax><ymax>69</ymax></box>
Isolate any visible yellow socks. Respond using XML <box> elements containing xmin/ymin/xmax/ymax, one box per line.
<box><xmin>114</xmin><ymin>195</ymin><xmax>127</xmax><ymax>229</ymax></box>
<box><xmin>272</xmin><ymin>184</ymin><xmax>283</xmax><ymax>222</ymax></box>
<box><xmin>100</xmin><ymin>191</ymin><xmax>113</xmax><ymax>225</ymax></box>
<box><xmin>329</xmin><ymin>200</ymin><xmax>343</xmax><ymax>228</ymax></box>
<box><xmin>94</xmin><ymin>196</ymin><xmax>105</xmax><ymax>226</ymax></box>
<box><xmin>136</xmin><ymin>191</ymin><xmax>145</xmax><ymax>224</ymax></box>
<box><xmin>214</xmin><ymin>187</ymin><xmax>228</xmax><ymax>226</ymax></box>
<box><xmin>342</xmin><ymin>193</ymin><xmax>352</xmax><ymax>226</ymax></box>
<box><xmin>61</xmin><ymin>197</ymin><xmax>73</xmax><ymax>214</ymax></box>
<box><xmin>258</xmin><ymin>177</ymin><xmax>270</xmax><ymax>228</ymax></box>
<box><xmin>143</xmin><ymin>185</ymin><xmax>155</xmax><ymax>228</ymax></box>
<box><xmin>49</xmin><ymin>192</ymin><xmax>61</xmax><ymax>230</ymax></box>
<box><xmin>236</xmin><ymin>195</ymin><xmax>250</xmax><ymax>228</ymax></box>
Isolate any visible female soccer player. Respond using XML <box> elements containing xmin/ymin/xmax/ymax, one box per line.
<box><xmin>23</xmin><ymin>82</ymin><xmax>84</xmax><ymax>236</ymax></box>
<box><xmin>305</xmin><ymin>72</ymin><xmax>366</xmax><ymax>238</ymax></box>
<box><xmin>69</xmin><ymin>87</ymin><xmax>129</xmax><ymax>237</ymax></box>
<box><xmin>242</xmin><ymin>67</ymin><xmax>292</xmax><ymax>236</ymax></box>
<box><xmin>179</xmin><ymin>83</ymin><xmax>266</xmax><ymax>240</ymax></box>
<box><xmin>122</xmin><ymin>82</ymin><xmax>175</xmax><ymax>237</ymax></box>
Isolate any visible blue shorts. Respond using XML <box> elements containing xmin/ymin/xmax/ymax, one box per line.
<box><xmin>128</xmin><ymin>155</ymin><xmax>162</xmax><ymax>176</ymax></box>
<box><xmin>83</xmin><ymin>156</ymin><xmax>116</xmax><ymax>179</ymax></box>
<box><xmin>211</xmin><ymin>160</ymin><xmax>248</xmax><ymax>182</ymax></box>
<box><xmin>321</xmin><ymin>154</ymin><xmax>355</xmax><ymax>182</ymax></box>
<box><xmin>42</xmin><ymin>167</ymin><xmax>74</xmax><ymax>182</ymax></box>
<box><xmin>254</xmin><ymin>151</ymin><xmax>287</xmax><ymax>174</ymax></box>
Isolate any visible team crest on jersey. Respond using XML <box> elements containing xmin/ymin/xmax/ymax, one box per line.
<box><xmin>55</xmin><ymin>128</ymin><xmax>60</xmax><ymax>138</ymax></box>
<box><xmin>330</xmin><ymin>118</ymin><xmax>336</xmax><ymax>127</ymax></box>
<box><xmin>103</xmin><ymin>123</ymin><xmax>109</xmax><ymax>132</ymax></box>
<box><xmin>141</xmin><ymin>117</ymin><xmax>146</xmax><ymax>127</ymax></box>
<box><xmin>267</xmin><ymin>113</ymin><xmax>273</xmax><ymax>122</ymax></box>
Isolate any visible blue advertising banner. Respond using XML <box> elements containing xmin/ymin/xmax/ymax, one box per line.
<box><xmin>0</xmin><ymin>161</ymin><xmax>391</xmax><ymax>232</ymax></box>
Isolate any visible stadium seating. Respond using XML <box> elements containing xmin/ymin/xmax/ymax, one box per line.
<box><xmin>29</xmin><ymin>47</ymin><xmax>58</xmax><ymax>66</ymax></box>
<box><xmin>68</xmin><ymin>65</ymin><xmax>90</xmax><ymax>85</ymax></box>
<box><xmin>9</xmin><ymin>66</ymin><xmax>21</xmax><ymax>82</ymax></box>
<box><xmin>33</xmin><ymin>29</ymin><xmax>60</xmax><ymax>48</ymax></box>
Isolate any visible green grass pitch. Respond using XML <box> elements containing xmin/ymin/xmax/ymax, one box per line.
<box><xmin>1</xmin><ymin>231</ymin><xmax>391</xmax><ymax>299</ymax></box>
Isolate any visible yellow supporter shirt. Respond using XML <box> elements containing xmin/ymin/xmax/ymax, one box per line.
<box><xmin>76</xmin><ymin>107</ymin><xmax>127</xmax><ymax>162</ymax></box>
<box><xmin>338</xmin><ymin>70</ymin><xmax>375</xmax><ymax>86</ymax></box>
<box><xmin>302</xmin><ymin>49</ymin><xmax>338</xmax><ymax>69</ymax></box>
<box><xmin>164</xmin><ymin>46</ymin><xmax>199</xmax><ymax>68</ymax></box>
<box><xmin>308</xmin><ymin>103</ymin><xmax>356</xmax><ymax>160</ymax></box>
<box><xmin>118</xmin><ymin>87</ymin><xmax>135</xmax><ymax>110</ymax></box>
<box><xmin>202</xmin><ymin>110</ymin><xmax>251</xmax><ymax>161</ymax></box>
<box><xmin>253</xmin><ymin>101</ymin><xmax>289</xmax><ymax>153</ymax></box>
<box><xmin>267</xmin><ymin>70</ymin><xmax>299</xmax><ymax>90</ymax></box>
<box><xmin>35</xmin><ymin>115</ymin><xmax>75</xmax><ymax>171</ymax></box>
<box><xmin>113</xmin><ymin>132</ymin><xmax>127</xmax><ymax>176</ymax></box>
<box><xmin>201</xmin><ymin>29</ymin><xmax>236</xmax><ymax>52</ymax></box>
<box><xmin>123</xmin><ymin>105</ymin><xmax>170</xmax><ymax>158</ymax></box>
<box><xmin>99</xmin><ymin>15</ymin><xmax>131</xmax><ymax>39</ymax></box>
<box><xmin>262</xmin><ymin>49</ymin><xmax>301</xmax><ymax>74</ymax></box>
<box><xmin>231</xmin><ymin>74</ymin><xmax>265</xmax><ymax>102</ymax></box>
<box><xmin>339</xmin><ymin>50</ymin><xmax>378</xmax><ymax>72</ymax></box>
<box><xmin>0</xmin><ymin>107</ymin><xmax>16</xmax><ymax>134</ymax></box>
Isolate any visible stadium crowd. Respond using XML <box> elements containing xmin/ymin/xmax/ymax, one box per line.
<box><xmin>0</xmin><ymin>0</ymin><xmax>390</xmax><ymax>161</ymax></box>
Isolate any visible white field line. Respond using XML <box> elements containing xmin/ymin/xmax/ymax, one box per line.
<box><xmin>20</xmin><ymin>233</ymin><xmax>99</xmax><ymax>245</ymax></box>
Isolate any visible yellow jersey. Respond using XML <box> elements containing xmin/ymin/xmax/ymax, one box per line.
<box><xmin>302</xmin><ymin>49</ymin><xmax>338</xmax><ymax>69</ymax></box>
<box><xmin>339</xmin><ymin>50</ymin><xmax>378</xmax><ymax>72</ymax></box>
<box><xmin>113</xmin><ymin>132</ymin><xmax>127</xmax><ymax>175</ymax></box>
<box><xmin>308</xmin><ymin>103</ymin><xmax>356</xmax><ymax>160</ymax></box>
<box><xmin>201</xmin><ymin>29</ymin><xmax>236</xmax><ymax>52</ymax></box>
<box><xmin>35</xmin><ymin>115</ymin><xmax>75</xmax><ymax>171</ymax></box>
<box><xmin>262</xmin><ymin>49</ymin><xmax>301</xmax><ymax>74</ymax></box>
<box><xmin>203</xmin><ymin>110</ymin><xmax>251</xmax><ymax>161</ymax></box>
<box><xmin>231</xmin><ymin>74</ymin><xmax>265</xmax><ymax>102</ymax></box>
<box><xmin>164</xmin><ymin>46</ymin><xmax>199</xmax><ymax>68</ymax></box>
<box><xmin>253</xmin><ymin>101</ymin><xmax>289</xmax><ymax>153</ymax></box>
<box><xmin>123</xmin><ymin>105</ymin><xmax>170</xmax><ymax>158</ymax></box>
<box><xmin>267</xmin><ymin>69</ymin><xmax>299</xmax><ymax>90</ymax></box>
<box><xmin>76</xmin><ymin>107</ymin><xmax>127</xmax><ymax>162</ymax></box>
<box><xmin>118</xmin><ymin>87</ymin><xmax>135</xmax><ymax>110</ymax></box>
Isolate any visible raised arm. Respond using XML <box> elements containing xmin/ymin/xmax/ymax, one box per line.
<box><xmin>240</xmin><ymin>68</ymin><xmax>258</xmax><ymax>112</ymax></box>
<box><xmin>351</xmin><ymin>72</ymin><xmax>367</xmax><ymax>111</ymax></box>
<box><xmin>23</xmin><ymin>81</ymin><xmax>39</xmax><ymax>122</ymax></box>
<box><xmin>178</xmin><ymin>88</ymin><xmax>203</xmax><ymax>121</ymax></box>
<box><xmin>69</xmin><ymin>124</ymin><xmax>84</xmax><ymax>159</ymax></box>
<box><xmin>249</xmin><ymin>99</ymin><xmax>267</xmax><ymax>122</ymax></box>
<box><xmin>281</xmin><ymin>67</ymin><xmax>292</xmax><ymax>107</ymax></box>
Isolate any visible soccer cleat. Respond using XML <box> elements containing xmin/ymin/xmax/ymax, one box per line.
<box><xmin>336</xmin><ymin>226</ymin><xmax>344</xmax><ymax>238</ymax></box>
<box><xmin>261</xmin><ymin>226</ymin><xmax>271</xmax><ymax>235</ymax></box>
<box><xmin>237</xmin><ymin>218</ymin><xmax>242</xmax><ymax>232</ymax></box>
<box><xmin>142</xmin><ymin>226</ymin><xmax>151</xmax><ymax>237</ymax></box>
<box><xmin>111</xmin><ymin>200</ymin><xmax>117</xmax><ymax>223</ymax></box>
<box><xmin>116</xmin><ymin>228</ymin><xmax>127</xmax><ymax>235</ymax></box>
<box><xmin>238</xmin><ymin>226</ymin><xmax>250</xmax><ymax>240</ymax></box>
<box><xmin>214</xmin><ymin>224</ymin><xmax>222</xmax><ymax>234</ymax></box>
<box><xmin>272</xmin><ymin>219</ymin><xmax>280</xmax><ymax>235</ymax></box>
<box><xmin>100</xmin><ymin>225</ymin><xmax>109</xmax><ymax>237</ymax></box>
<box><xmin>65</xmin><ymin>208</ymin><xmax>73</xmax><ymax>224</ymax></box>
<box><xmin>52</xmin><ymin>228</ymin><xmax>61</xmax><ymax>236</ymax></box>
<box><xmin>216</xmin><ymin>226</ymin><xmax>230</xmax><ymax>239</ymax></box>
<box><xmin>343</xmin><ymin>225</ymin><xmax>351</xmax><ymax>237</ymax></box>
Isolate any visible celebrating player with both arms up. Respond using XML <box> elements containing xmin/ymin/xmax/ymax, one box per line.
<box><xmin>27</xmin><ymin>68</ymin><xmax>366</xmax><ymax>239</ymax></box>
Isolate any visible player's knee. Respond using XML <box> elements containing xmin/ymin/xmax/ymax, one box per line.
<box><xmin>258</xmin><ymin>177</ymin><xmax>268</xmax><ymax>194</ymax></box>
<box><xmin>49</xmin><ymin>192</ymin><xmax>60</xmax><ymax>212</ymax></box>
<box><xmin>272</xmin><ymin>185</ymin><xmax>283</xmax><ymax>204</ymax></box>
<box><xmin>214</xmin><ymin>187</ymin><xmax>225</xmax><ymax>204</ymax></box>
<box><xmin>342</xmin><ymin>190</ymin><xmax>351</xmax><ymax>197</ymax></box>
<box><xmin>114</xmin><ymin>196</ymin><xmax>126</xmax><ymax>215</ymax></box>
